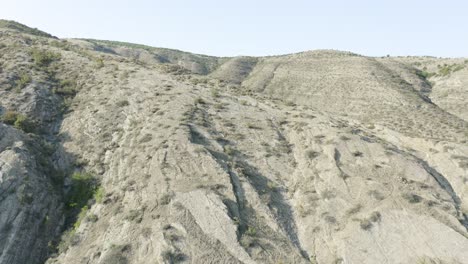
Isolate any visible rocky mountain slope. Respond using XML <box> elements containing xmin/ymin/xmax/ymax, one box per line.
<box><xmin>0</xmin><ymin>20</ymin><xmax>467</xmax><ymax>264</ymax></box>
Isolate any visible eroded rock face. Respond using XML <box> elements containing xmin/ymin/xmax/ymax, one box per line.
<box><xmin>0</xmin><ymin>21</ymin><xmax>467</xmax><ymax>264</ymax></box>
<box><xmin>0</xmin><ymin>125</ymin><xmax>63</xmax><ymax>264</ymax></box>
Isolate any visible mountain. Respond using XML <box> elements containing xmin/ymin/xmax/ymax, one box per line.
<box><xmin>0</xmin><ymin>20</ymin><xmax>467</xmax><ymax>264</ymax></box>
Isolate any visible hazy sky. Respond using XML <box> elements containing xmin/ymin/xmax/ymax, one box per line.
<box><xmin>1</xmin><ymin>0</ymin><xmax>467</xmax><ymax>57</ymax></box>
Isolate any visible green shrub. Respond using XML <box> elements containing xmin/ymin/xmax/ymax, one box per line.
<box><xmin>95</xmin><ymin>58</ymin><xmax>104</xmax><ymax>69</ymax></box>
<box><xmin>305</xmin><ymin>150</ymin><xmax>320</xmax><ymax>159</ymax></box>
<box><xmin>224</xmin><ymin>145</ymin><xmax>236</xmax><ymax>156</ymax></box>
<box><xmin>15</xmin><ymin>72</ymin><xmax>31</xmax><ymax>90</ymax></box>
<box><xmin>437</xmin><ymin>63</ymin><xmax>465</xmax><ymax>77</ymax></box>
<box><xmin>54</xmin><ymin>79</ymin><xmax>77</xmax><ymax>96</ymax></box>
<box><xmin>210</xmin><ymin>88</ymin><xmax>220</xmax><ymax>98</ymax></box>
<box><xmin>416</xmin><ymin>70</ymin><xmax>435</xmax><ymax>80</ymax></box>
<box><xmin>194</xmin><ymin>97</ymin><xmax>205</xmax><ymax>105</ymax></box>
<box><xmin>116</xmin><ymin>100</ymin><xmax>129</xmax><ymax>107</ymax></box>
<box><xmin>67</xmin><ymin>172</ymin><xmax>97</xmax><ymax>209</ymax></box>
<box><xmin>30</xmin><ymin>48</ymin><xmax>61</xmax><ymax>67</ymax></box>
<box><xmin>2</xmin><ymin>111</ymin><xmax>19</xmax><ymax>125</ymax></box>
<box><xmin>14</xmin><ymin>115</ymin><xmax>35</xmax><ymax>133</ymax></box>
<box><xmin>58</xmin><ymin>172</ymin><xmax>100</xmax><ymax>253</ymax></box>
<box><xmin>245</xmin><ymin>226</ymin><xmax>257</xmax><ymax>236</ymax></box>
<box><xmin>247</xmin><ymin>123</ymin><xmax>262</xmax><ymax>129</ymax></box>
<box><xmin>439</xmin><ymin>66</ymin><xmax>451</xmax><ymax>76</ymax></box>
<box><xmin>94</xmin><ymin>187</ymin><xmax>105</xmax><ymax>203</ymax></box>
<box><xmin>1</xmin><ymin>111</ymin><xmax>35</xmax><ymax>133</ymax></box>
<box><xmin>403</xmin><ymin>193</ymin><xmax>422</xmax><ymax>203</ymax></box>
<box><xmin>74</xmin><ymin>205</ymin><xmax>88</xmax><ymax>229</ymax></box>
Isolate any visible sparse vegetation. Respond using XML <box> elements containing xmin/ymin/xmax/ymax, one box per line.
<box><xmin>15</xmin><ymin>72</ymin><xmax>32</xmax><ymax>90</ymax></box>
<box><xmin>13</xmin><ymin>114</ymin><xmax>35</xmax><ymax>133</ymax></box>
<box><xmin>2</xmin><ymin>21</ymin><xmax>468</xmax><ymax>264</ymax></box>
<box><xmin>346</xmin><ymin>204</ymin><xmax>362</xmax><ymax>216</ymax></box>
<box><xmin>416</xmin><ymin>70</ymin><xmax>435</xmax><ymax>80</ymax></box>
<box><xmin>94</xmin><ymin>187</ymin><xmax>105</xmax><ymax>203</ymax></box>
<box><xmin>247</xmin><ymin>123</ymin><xmax>262</xmax><ymax>129</ymax></box>
<box><xmin>125</xmin><ymin>209</ymin><xmax>144</xmax><ymax>223</ymax></box>
<box><xmin>95</xmin><ymin>57</ymin><xmax>105</xmax><ymax>68</ymax></box>
<box><xmin>436</xmin><ymin>63</ymin><xmax>465</xmax><ymax>77</ymax></box>
<box><xmin>1</xmin><ymin>110</ymin><xmax>20</xmax><ymax>125</ymax></box>
<box><xmin>0</xmin><ymin>19</ymin><xmax>54</xmax><ymax>37</ymax></box>
<box><xmin>30</xmin><ymin>48</ymin><xmax>61</xmax><ymax>67</ymax></box>
<box><xmin>194</xmin><ymin>97</ymin><xmax>205</xmax><ymax>105</ymax></box>
<box><xmin>210</xmin><ymin>88</ymin><xmax>220</xmax><ymax>98</ymax></box>
<box><xmin>1</xmin><ymin>111</ymin><xmax>35</xmax><ymax>133</ymax></box>
<box><xmin>116</xmin><ymin>100</ymin><xmax>130</xmax><ymax>107</ymax></box>
<box><xmin>245</xmin><ymin>226</ymin><xmax>257</xmax><ymax>236</ymax></box>
<box><xmin>54</xmin><ymin>79</ymin><xmax>78</xmax><ymax>96</ymax></box>
<box><xmin>224</xmin><ymin>145</ymin><xmax>236</xmax><ymax>156</ymax></box>
<box><xmin>360</xmin><ymin>211</ymin><xmax>381</xmax><ymax>231</ymax></box>
<box><xmin>403</xmin><ymin>193</ymin><xmax>422</xmax><ymax>203</ymax></box>
<box><xmin>162</xmin><ymin>249</ymin><xmax>185</xmax><ymax>263</ymax></box>
<box><xmin>67</xmin><ymin>172</ymin><xmax>98</xmax><ymax>209</ymax></box>
<box><xmin>305</xmin><ymin>150</ymin><xmax>320</xmax><ymax>159</ymax></box>
<box><xmin>352</xmin><ymin>151</ymin><xmax>363</xmax><ymax>157</ymax></box>
<box><xmin>101</xmin><ymin>244</ymin><xmax>130</xmax><ymax>264</ymax></box>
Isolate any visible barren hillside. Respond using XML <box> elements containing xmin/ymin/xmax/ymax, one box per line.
<box><xmin>0</xmin><ymin>20</ymin><xmax>467</xmax><ymax>264</ymax></box>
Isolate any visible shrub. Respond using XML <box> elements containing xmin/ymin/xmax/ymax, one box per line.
<box><xmin>30</xmin><ymin>48</ymin><xmax>61</xmax><ymax>67</ymax></box>
<box><xmin>57</xmin><ymin>229</ymin><xmax>80</xmax><ymax>253</ymax></box>
<box><xmin>2</xmin><ymin>110</ymin><xmax>19</xmax><ymax>125</ymax></box>
<box><xmin>94</xmin><ymin>187</ymin><xmax>105</xmax><ymax>203</ymax></box>
<box><xmin>352</xmin><ymin>151</ymin><xmax>363</xmax><ymax>157</ymax></box>
<box><xmin>95</xmin><ymin>58</ymin><xmax>104</xmax><ymax>69</ymax></box>
<box><xmin>101</xmin><ymin>244</ymin><xmax>130</xmax><ymax>264</ymax></box>
<box><xmin>194</xmin><ymin>97</ymin><xmax>205</xmax><ymax>105</ymax></box>
<box><xmin>15</xmin><ymin>72</ymin><xmax>31</xmax><ymax>90</ymax></box>
<box><xmin>162</xmin><ymin>250</ymin><xmax>185</xmax><ymax>263</ymax></box>
<box><xmin>403</xmin><ymin>193</ymin><xmax>422</xmax><ymax>203</ymax></box>
<box><xmin>224</xmin><ymin>145</ymin><xmax>236</xmax><ymax>156</ymax></box>
<box><xmin>245</xmin><ymin>226</ymin><xmax>257</xmax><ymax>236</ymax></box>
<box><xmin>210</xmin><ymin>88</ymin><xmax>220</xmax><ymax>98</ymax></box>
<box><xmin>125</xmin><ymin>209</ymin><xmax>143</xmax><ymax>223</ymax></box>
<box><xmin>116</xmin><ymin>100</ymin><xmax>129</xmax><ymax>107</ymax></box>
<box><xmin>67</xmin><ymin>172</ymin><xmax>97</xmax><ymax>209</ymax></box>
<box><xmin>437</xmin><ymin>63</ymin><xmax>465</xmax><ymax>77</ymax></box>
<box><xmin>247</xmin><ymin>123</ymin><xmax>261</xmax><ymax>129</ymax></box>
<box><xmin>416</xmin><ymin>70</ymin><xmax>435</xmax><ymax>80</ymax></box>
<box><xmin>346</xmin><ymin>204</ymin><xmax>362</xmax><ymax>216</ymax></box>
<box><xmin>369</xmin><ymin>211</ymin><xmax>381</xmax><ymax>222</ymax></box>
<box><xmin>1</xmin><ymin>111</ymin><xmax>35</xmax><ymax>133</ymax></box>
<box><xmin>305</xmin><ymin>150</ymin><xmax>320</xmax><ymax>159</ymax></box>
<box><xmin>54</xmin><ymin>79</ymin><xmax>77</xmax><ymax>96</ymax></box>
<box><xmin>73</xmin><ymin>205</ymin><xmax>89</xmax><ymax>230</ymax></box>
<box><xmin>360</xmin><ymin>219</ymin><xmax>373</xmax><ymax>230</ymax></box>
<box><xmin>14</xmin><ymin>115</ymin><xmax>35</xmax><ymax>133</ymax></box>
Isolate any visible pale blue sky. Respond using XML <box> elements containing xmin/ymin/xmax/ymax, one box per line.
<box><xmin>1</xmin><ymin>0</ymin><xmax>467</xmax><ymax>57</ymax></box>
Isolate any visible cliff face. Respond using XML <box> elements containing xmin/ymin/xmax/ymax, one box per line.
<box><xmin>0</xmin><ymin>21</ymin><xmax>467</xmax><ymax>264</ymax></box>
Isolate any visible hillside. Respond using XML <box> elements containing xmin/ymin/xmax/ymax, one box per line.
<box><xmin>0</xmin><ymin>20</ymin><xmax>467</xmax><ymax>264</ymax></box>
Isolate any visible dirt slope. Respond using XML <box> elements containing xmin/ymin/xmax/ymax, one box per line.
<box><xmin>0</xmin><ymin>20</ymin><xmax>467</xmax><ymax>264</ymax></box>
